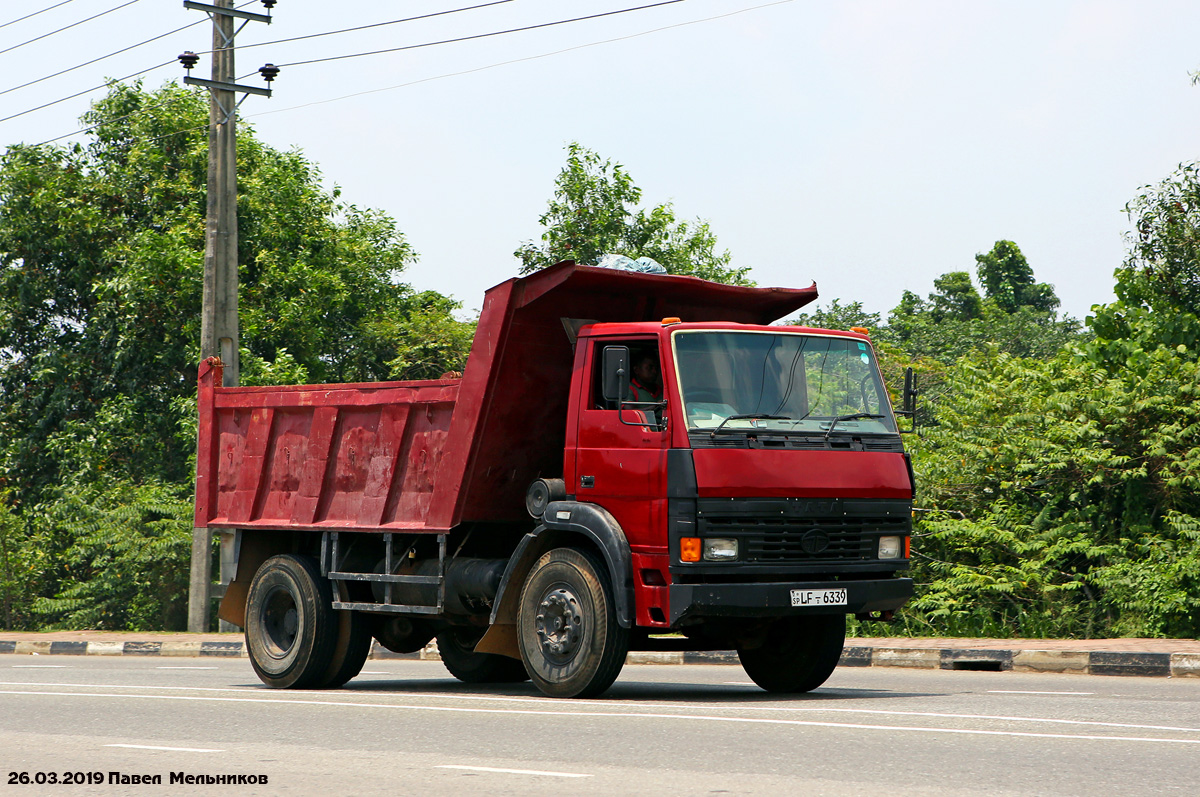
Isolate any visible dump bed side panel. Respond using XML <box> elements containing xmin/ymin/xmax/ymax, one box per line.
<box><xmin>194</xmin><ymin>360</ymin><xmax>459</xmax><ymax>532</ymax></box>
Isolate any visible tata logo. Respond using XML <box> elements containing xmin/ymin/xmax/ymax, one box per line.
<box><xmin>800</xmin><ymin>528</ymin><xmax>831</xmax><ymax>555</ymax></box>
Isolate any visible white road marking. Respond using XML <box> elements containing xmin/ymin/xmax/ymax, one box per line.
<box><xmin>12</xmin><ymin>665</ymin><xmax>67</xmax><ymax>668</ymax></box>
<box><xmin>358</xmin><ymin>671</ymin><xmax>391</xmax><ymax>675</ymax></box>
<box><xmin>724</xmin><ymin>681</ymin><xmax>756</xmax><ymax>686</ymax></box>
<box><xmin>2</xmin><ymin>689</ymin><xmax>1198</xmax><ymax>746</ymax></box>
<box><xmin>2</xmin><ymin>681</ymin><xmax>1192</xmax><ymax>735</ymax></box>
<box><xmin>156</xmin><ymin>667</ymin><xmax>218</xmax><ymax>670</ymax></box>
<box><xmin>989</xmin><ymin>690</ymin><xmax>1094</xmax><ymax>696</ymax></box>
<box><xmin>105</xmin><ymin>744</ymin><xmax>222</xmax><ymax>753</ymax></box>
<box><xmin>437</xmin><ymin>765</ymin><xmax>590</xmax><ymax>778</ymax></box>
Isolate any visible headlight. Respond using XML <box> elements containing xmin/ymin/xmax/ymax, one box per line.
<box><xmin>702</xmin><ymin>538</ymin><xmax>738</xmax><ymax>561</ymax></box>
<box><xmin>878</xmin><ymin>535</ymin><xmax>903</xmax><ymax>559</ymax></box>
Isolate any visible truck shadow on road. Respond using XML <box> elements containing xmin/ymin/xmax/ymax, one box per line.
<box><xmin>326</xmin><ymin>678</ymin><xmax>943</xmax><ymax>703</ymax></box>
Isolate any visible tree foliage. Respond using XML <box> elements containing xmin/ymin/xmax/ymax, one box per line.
<box><xmin>515</xmin><ymin>143</ymin><xmax>752</xmax><ymax>285</ymax></box>
<box><xmin>0</xmin><ymin>82</ymin><xmax>473</xmax><ymax>629</ymax></box>
<box><xmin>884</xmin><ymin>243</ymin><xmax>1081</xmax><ymax>363</ymax></box>
<box><xmin>788</xmin><ymin>299</ymin><xmax>881</xmax><ymax>332</ymax></box>
<box><xmin>975</xmin><ymin>239</ymin><xmax>1060</xmax><ymax>313</ymax></box>
<box><xmin>855</xmin><ymin>206</ymin><xmax>1200</xmax><ymax>639</ymax></box>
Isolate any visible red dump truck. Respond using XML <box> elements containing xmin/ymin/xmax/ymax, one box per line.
<box><xmin>196</xmin><ymin>261</ymin><xmax>915</xmax><ymax>698</ymax></box>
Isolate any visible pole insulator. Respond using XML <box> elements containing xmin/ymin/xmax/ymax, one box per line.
<box><xmin>262</xmin><ymin>0</ymin><xmax>276</xmax><ymax>8</ymax></box>
<box><xmin>179</xmin><ymin>50</ymin><xmax>200</xmax><ymax>71</ymax></box>
<box><xmin>259</xmin><ymin>63</ymin><xmax>280</xmax><ymax>82</ymax></box>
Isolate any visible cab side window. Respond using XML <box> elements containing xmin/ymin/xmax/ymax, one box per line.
<box><xmin>591</xmin><ymin>340</ymin><xmax>659</xmax><ymax>410</ymax></box>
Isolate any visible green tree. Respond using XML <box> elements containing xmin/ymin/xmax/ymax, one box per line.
<box><xmin>0</xmin><ymin>82</ymin><xmax>473</xmax><ymax>629</ymax></box>
<box><xmin>928</xmin><ymin>271</ymin><xmax>984</xmax><ymax>322</ymax></box>
<box><xmin>515</xmin><ymin>143</ymin><xmax>752</xmax><ymax>285</ymax></box>
<box><xmin>975</xmin><ymin>240</ymin><xmax>1060</xmax><ymax>313</ymax></box>
<box><xmin>1087</xmin><ymin>163</ymin><xmax>1200</xmax><ymax>370</ymax></box>
<box><xmin>788</xmin><ymin>299</ymin><xmax>881</xmax><ymax>332</ymax></box>
<box><xmin>884</xmin><ymin>245</ymin><xmax>1080</xmax><ymax>364</ymax></box>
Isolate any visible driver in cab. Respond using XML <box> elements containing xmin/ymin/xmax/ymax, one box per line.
<box><xmin>630</xmin><ymin>352</ymin><xmax>662</xmax><ymax>403</ymax></box>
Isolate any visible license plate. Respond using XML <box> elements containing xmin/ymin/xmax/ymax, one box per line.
<box><xmin>790</xmin><ymin>588</ymin><xmax>848</xmax><ymax>607</ymax></box>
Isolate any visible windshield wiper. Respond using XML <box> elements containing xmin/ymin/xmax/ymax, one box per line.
<box><xmin>710</xmin><ymin>414</ymin><xmax>791</xmax><ymax>438</ymax></box>
<box><xmin>823</xmin><ymin>413</ymin><xmax>885</xmax><ymax>440</ymax></box>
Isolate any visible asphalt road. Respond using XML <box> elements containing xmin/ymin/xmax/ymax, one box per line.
<box><xmin>1</xmin><ymin>657</ymin><xmax>1197</xmax><ymax>795</ymax></box>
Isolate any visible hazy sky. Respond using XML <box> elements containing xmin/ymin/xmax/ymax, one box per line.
<box><xmin>5</xmin><ymin>0</ymin><xmax>1200</xmax><ymax>323</ymax></box>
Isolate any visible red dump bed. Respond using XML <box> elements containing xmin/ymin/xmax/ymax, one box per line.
<box><xmin>194</xmin><ymin>262</ymin><xmax>818</xmax><ymax>534</ymax></box>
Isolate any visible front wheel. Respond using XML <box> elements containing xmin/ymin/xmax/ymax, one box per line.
<box><xmin>245</xmin><ymin>554</ymin><xmax>338</xmax><ymax>689</ymax></box>
<box><xmin>517</xmin><ymin>548</ymin><xmax>629</xmax><ymax>698</ymax></box>
<box><xmin>737</xmin><ymin>614</ymin><xmax>846</xmax><ymax>693</ymax></box>
<box><xmin>436</xmin><ymin>626</ymin><xmax>530</xmax><ymax>684</ymax></box>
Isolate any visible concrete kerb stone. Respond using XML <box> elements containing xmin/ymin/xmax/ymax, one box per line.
<box><xmin>200</xmin><ymin>641</ymin><xmax>246</xmax><ymax>658</ymax></box>
<box><xmin>1088</xmin><ymin>651</ymin><xmax>1171</xmax><ymax>678</ymax></box>
<box><xmin>86</xmin><ymin>642</ymin><xmax>126</xmax><ymax>656</ymax></box>
<box><xmin>627</xmin><ymin>651</ymin><xmax>684</xmax><ymax>665</ymax></box>
<box><xmin>14</xmin><ymin>641</ymin><xmax>52</xmax><ymax>655</ymax></box>
<box><xmin>1170</xmin><ymin>653</ymin><xmax>1200</xmax><ymax>678</ymax></box>
<box><xmin>870</xmin><ymin>647</ymin><xmax>942</xmax><ymax>668</ymax></box>
<box><xmin>940</xmin><ymin>648</ymin><xmax>1013</xmax><ymax>671</ymax></box>
<box><xmin>838</xmin><ymin>646</ymin><xmax>873</xmax><ymax>667</ymax></box>
<box><xmin>1011</xmin><ymin>649</ymin><xmax>1089</xmax><ymax>674</ymax></box>
<box><xmin>159</xmin><ymin>641</ymin><xmax>204</xmax><ymax>657</ymax></box>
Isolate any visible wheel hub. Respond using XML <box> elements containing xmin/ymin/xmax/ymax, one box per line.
<box><xmin>261</xmin><ymin>586</ymin><xmax>299</xmax><ymax>657</ymax></box>
<box><xmin>535</xmin><ymin>588</ymin><xmax>583</xmax><ymax>661</ymax></box>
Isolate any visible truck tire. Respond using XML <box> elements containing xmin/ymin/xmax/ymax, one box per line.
<box><xmin>436</xmin><ymin>627</ymin><xmax>530</xmax><ymax>684</ymax></box>
<box><xmin>737</xmin><ymin>614</ymin><xmax>846</xmax><ymax>693</ymax></box>
<box><xmin>245</xmin><ymin>554</ymin><xmax>338</xmax><ymax>689</ymax></box>
<box><xmin>517</xmin><ymin>548</ymin><xmax>630</xmax><ymax>698</ymax></box>
<box><xmin>314</xmin><ymin>609</ymin><xmax>372</xmax><ymax>689</ymax></box>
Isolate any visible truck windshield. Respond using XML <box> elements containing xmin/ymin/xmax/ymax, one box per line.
<box><xmin>671</xmin><ymin>330</ymin><xmax>897</xmax><ymax>435</ymax></box>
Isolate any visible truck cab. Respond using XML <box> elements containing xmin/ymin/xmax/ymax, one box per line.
<box><xmin>569</xmin><ymin>319</ymin><xmax>912</xmax><ymax>625</ymax></box>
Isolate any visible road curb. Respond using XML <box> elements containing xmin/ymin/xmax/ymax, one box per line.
<box><xmin>1</xmin><ymin>639</ymin><xmax>1196</xmax><ymax>677</ymax></box>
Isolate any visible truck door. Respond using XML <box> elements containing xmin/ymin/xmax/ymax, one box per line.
<box><xmin>574</xmin><ymin>337</ymin><xmax>669</xmax><ymax>551</ymax></box>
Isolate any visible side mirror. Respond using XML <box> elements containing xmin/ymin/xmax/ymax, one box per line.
<box><xmin>898</xmin><ymin>366</ymin><xmax>918</xmax><ymax>434</ymax></box>
<box><xmin>601</xmin><ymin>346</ymin><xmax>630</xmax><ymax>403</ymax></box>
<box><xmin>903</xmin><ymin>367</ymin><xmax>916</xmax><ymax>414</ymax></box>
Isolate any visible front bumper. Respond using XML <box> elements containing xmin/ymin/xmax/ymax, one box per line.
<box><xmin>669</xmin><ymin>577</ymin><xmax>913</xmax><ymax>626</ymax></box>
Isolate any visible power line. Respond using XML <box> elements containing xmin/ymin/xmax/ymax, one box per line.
<box><xmin>275</xmin><ymin>0</ymin><xmax>689</xmax><ymax>69</ymax></box>
<box><xmin>0</xmin><ymin>0</ymin><xmax>81</xmax><ymax>30</ymax></box>
<box><xmin>196</xmin><ymin>0</ymin><xmax>516</xmax><ymax>57</ymax></box>
<box><xmin>0</xmin><ymin>0</ymin><xmax>142</xmax><ymax>58</ymax></box>
<box><xmin>254</xmin><ymin>0</ymin><xmax>789</xmax><ymax>114</ymax></box>
<box><xmin>0</xmin><ymin>59</ymin><xmax>173</xmax><ymax>124</ymax></box>
<box><xmin>33</xmin><ymin>94</ymin><xmax>182</xmax><ymax>146</ymax></box>
<box><xmin>0</xmin><ymin>15</ymin><xmax>207</xmax><ymax>97</ymax></box>
<box><xmin>28</xmin><ymin>0</ymin><xmax>791</xmax><ymax>148</ymax></box>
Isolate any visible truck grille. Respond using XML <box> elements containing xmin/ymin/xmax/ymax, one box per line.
<box><xmin>698</xmin><ymin>515</ymin><xmax>907</xmax><ymax>563</ymax></box>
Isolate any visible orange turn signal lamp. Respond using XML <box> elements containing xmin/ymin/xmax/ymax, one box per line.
<box><xmin>680</xmin><ymin>537</ymin><xmax>702</xmax><ymax>562</ymax></box>
<box><xmin>850</xmin><ymin>326</ymin><xmax>870</xmax><ymax>335</ymax></box>
<box><xmin>662</xmin><ymin>317</ymin><xmax>682</xmax><ymax>326</ymax></box>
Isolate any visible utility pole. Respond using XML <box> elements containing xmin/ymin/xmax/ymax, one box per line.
<box><xmin>181</xmin><ymin>0</ymin><xmax>277</xmax><ymax>632</ymax></box>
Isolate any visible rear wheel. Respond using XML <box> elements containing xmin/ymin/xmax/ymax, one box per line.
<box><xmin>314</xmin><ymin>609</ymin><xmax>372</xmax><ymax>689</ymax></box>
<box><xmin>737</xmin><ymin>614</ymin><xmax>846</xmax><ymax>693</ymax></box>
<box><xmin>517</xmin><ymin>548</ymin><xmax>629</xmax><ymax>698</ymax></box>
<box><xmin>245</xmin><ymin>554</ymin><xmax>338</xmax><ymax>689</ymax></box>
<box><xmin>436</xmin><ymin>626</ymin><xmax>529</xmax><ymax>684</ymax></box>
